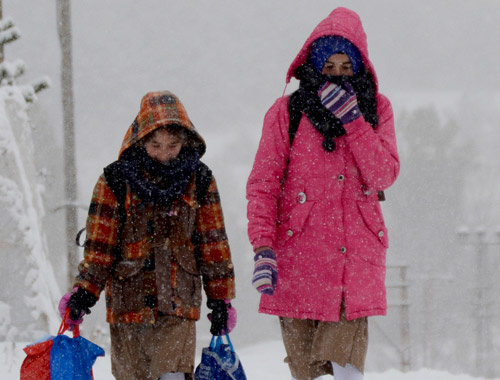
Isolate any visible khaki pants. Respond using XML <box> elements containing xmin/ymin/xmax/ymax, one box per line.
<box><xmin>110</xmin><ymin>316</ymin><xmax>196</xmax><ymax>380</ymax></box>
<box><xmin>280</xmin><ymin>310</ymin><xmax>368</xmax><ymax>380</ymax></box>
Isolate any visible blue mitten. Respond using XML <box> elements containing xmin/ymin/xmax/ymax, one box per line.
<box><xmin>319</xmin><ymin>81</ymin><xmax>361</xmax><ymax>124</ymax></box>
<box><xmin>252</xmin><ymin>249</ymin><xmax>278</xmax><ymax>295</ymax></box>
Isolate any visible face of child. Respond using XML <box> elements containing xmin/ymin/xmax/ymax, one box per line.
<box><xmin>321</xmin><ymin>53</ymin><xmax>354</xmax><ymax>76</ymax></box>
<box><xmin>144</xmin><ymin>129</ymin><xmax>183</xmax><ymax>164</ymax></box>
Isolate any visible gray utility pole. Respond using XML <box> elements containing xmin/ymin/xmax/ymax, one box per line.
<box><xmin>387</xmin><ymin>264</ymin><xmax>411</xmax><ymax>372</ymax></box>
<box><xmin>0</xmin><ymin>0</ymin><xmax>3</xmax><ymax>62</ymax></box>
<box><xmin>56</xmin><ymin>0</ymin><xmax>79</xmax><ymax>287</ymax></box>
<box><xmin>372</xmin><ymin>263</ymin><xmax>411</xmax><ymax>372</ymax></box>
<box><xmin>457</xmin><ymin>227</ymin><xmax>500</xmax><ymax>378</ymax></box>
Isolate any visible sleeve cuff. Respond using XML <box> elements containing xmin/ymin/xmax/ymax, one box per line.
<box><xmin>343</xmin><ymin>117</ymin><xmax>372</xmax><ymax>139</ymax></box>
<box><xmin>252</xmin><ymin>238</ymin><xmax>274</xmax><ymax>252</ymax></box>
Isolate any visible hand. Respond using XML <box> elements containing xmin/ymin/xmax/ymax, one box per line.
<box><xmin>207</xmin><ymin>299</ymin><xmax>236</xmax><ymax>335</ymax></box>
<box><xmin>58</xmin><ymin>288</ymin><xmax>83</xmax><ymax>328</ymax></box>
<box><xmin>59</xmin><ymin>287</ymin><xmax>97</xmax><ymax>324</ymax></box>
<box><xmin>319</xmin><ymin>82</ymin><xmax>361</xmax><ymax>124</ymax></box>
<box><xmin>252</xmin><ymin>248</ymin><xmax>278</xmax><ymax>295</ymax></box>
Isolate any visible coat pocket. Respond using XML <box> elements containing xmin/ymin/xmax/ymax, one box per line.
<box><xmin>277</xmin><ymin>177</ymin><xmax>324</xmax><ymax>246</ymax></box>
<box><xmin>357</xmin><ymin>201</ymin><xmax>389</xmax><ymax>248</ymax></box>
<box><xmin>172</xmin><ymin>242</ymin><xmax>199</xmax><ymax>275</ymax></box>
<box><xmin>277</xmin><ymin>201</ymin><xmax>315</xmax><ymax>246</ymax></box>
<box><xmin>110</xmin><ymin>258</ymin><xmax>146</xmax><ymax>314</ymax></box>
<box><xmin>172</xmin><ymin>244</ymin><xmax>202</xmax><ymax>309</ymax></box>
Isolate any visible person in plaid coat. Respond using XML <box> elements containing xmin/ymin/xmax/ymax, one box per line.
<box><xmin>59</xmin><ymin>91</ymin><xmax>236</xmax><ymax>380</ymax></box>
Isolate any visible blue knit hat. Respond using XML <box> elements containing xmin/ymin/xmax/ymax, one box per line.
<box><xmin>310</xmin><ymin>36</ymin><xmax>363</xmax><ymax>74</ymax></box>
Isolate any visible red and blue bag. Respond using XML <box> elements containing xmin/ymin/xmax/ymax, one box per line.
<box><xmin>195</xmin><ymin>334</ymin><xmax>247</xmax><ymax>380</ymax></box>
<box><xmin>20</xmin><ymin>310</ymin><xmax>105</xmax><ymax>380</ymax></box>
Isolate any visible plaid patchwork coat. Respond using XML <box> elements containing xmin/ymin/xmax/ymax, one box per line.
<box><xmin>74</xmin><ymin>91</ymin><xmax>235</xmax><ymax>324</ymax></box>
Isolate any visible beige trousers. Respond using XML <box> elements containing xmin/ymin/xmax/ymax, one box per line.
<box><xmin>279</xmin><ymin>308</ymin><xmax>368</xmax><ymax>380</ymax></box>
<box><xmin>110</xmin><ymin>315</ymin><xmax>195</xmax><ymax>380</ymax></box>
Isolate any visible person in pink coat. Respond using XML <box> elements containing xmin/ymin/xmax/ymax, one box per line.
<box><xmin>246</xmin><ymin>7</ymin><xmax>399</xmax><ymax>380</ymax></box>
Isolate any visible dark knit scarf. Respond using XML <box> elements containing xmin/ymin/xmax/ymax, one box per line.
<box><xmin>289</xmin><ymin>62</ymin><xmax>378</xmax><ymax>151</ymax></box>
<box><xmin>115</xmin><ymin>145</ymin><xmax>201</xmax><ymax>206</ymax></box>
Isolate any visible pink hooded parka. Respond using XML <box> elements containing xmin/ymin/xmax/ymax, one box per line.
<box><xmin>246</xmin><ymin>8</ymin><xmax>400</xmax><ymax>322</ymax></box>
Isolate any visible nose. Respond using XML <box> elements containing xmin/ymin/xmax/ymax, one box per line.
<box><xmin>158</xmin><ymin>151</ymin><xmax>172</xmax><ymax>163</ymax></box>
<box><xmin>332</xmin><ymin>66</ymin><xmax>342</xmax><ymax>76</ymax></box>
<box><xmin>151</xmin><ymin>148</ymin><xmax>171</xmax><ymax>164</ymax></box>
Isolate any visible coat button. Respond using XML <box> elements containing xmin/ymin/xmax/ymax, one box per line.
<box><xmin>297</xmin><ymin>192</ymin><xmax>307</xmax><ymax>204</ymax></box>
<box><xmin>338</xmin><ymin>174</ymin><xmax>345</xmax><ymax>181</ymax></box>
<box><xmin>287</xmin><ymin>230</ymin><xmax>294</xmax><ymax>237</ymax></box>
<box><xmin>378</xmin><ymin>230</ymin><xmax>385</xmax><ymax>238</ymax></box>
<box><xmin>340</xmin><ymin>246</ymin><xmax>347</xmax><ymax>253</ymax></box>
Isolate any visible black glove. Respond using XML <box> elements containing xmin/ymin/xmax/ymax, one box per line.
<box><xmin>67</xmin><ymin>287</ymin><xmax>97</xmax><ymax>321</ymax></box>
<box><xmin>207</xmin><ymin>299</ymin><xmax>228</xmax><ymax>336</ymax></box>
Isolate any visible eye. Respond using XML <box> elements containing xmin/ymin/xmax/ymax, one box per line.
<box><xmin>342</xmin><ymin>64</ymin><xmax>353</xmax><ymax>72</ymax></box>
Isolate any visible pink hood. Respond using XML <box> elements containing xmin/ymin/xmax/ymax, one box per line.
<box><xmin>286</xmin><ymin>7</ymin><xmax>378</xmax><ymax>91</ymax></box>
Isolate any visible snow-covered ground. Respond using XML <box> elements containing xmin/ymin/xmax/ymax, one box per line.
<box><xmin>5</xmin><ymin>340</ymin><xmax>496</xmax><ymax>380</ymax></box>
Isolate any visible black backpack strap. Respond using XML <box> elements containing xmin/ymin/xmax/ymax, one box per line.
<box><xmin>195</xmin><ymin>162</ymin><xmax>213</xmax><ymax>204</ymax></box>
<box><xmin>191</xmin><ymin>162</ymin><xmax>213</xmax><ymax>253</ymax></box>
<box><xmin>76</xmin><ymin>161</ymin><xmax>128</xmax><ymax>248</ymax></box>
<box><xmin>288</xmin><ymin>91</ymin><xmax>303</xmax><ymax>147</ymax></box>
<box><xmin>103</xmin><ymin>161</ymin><xmax>127</xmax><ymax>208</ymax></box>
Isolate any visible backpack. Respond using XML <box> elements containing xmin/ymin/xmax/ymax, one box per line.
<box><xmin>287</xmin><ymin>96</ymin><xmax>385</xmax><ymax>201</ymax></box>
<box><xmin>75</xmin><ymin>162</ymin><xmax>213</xmax><ymax>247</ymax></box>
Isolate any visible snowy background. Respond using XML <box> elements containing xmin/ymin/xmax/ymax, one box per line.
<box><xmin>2</xmin><ymin>0</ymin><xmax>500</xmax><ymax>379</ymax></box>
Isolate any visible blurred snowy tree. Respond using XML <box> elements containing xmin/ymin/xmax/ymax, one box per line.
<box><xmin>0</xmin><ymin>13</ymin><xmax>58</xmax><ymax>342</ymax></box>
<box><xmin>0</xmin><ymin>16</ymin><xmax>49</xmax><ymax>102</ymax></box>
<box><xmin>380</xmin><ymin>105</ymin><xmax>476</xmax><ymax>373</ymax></box>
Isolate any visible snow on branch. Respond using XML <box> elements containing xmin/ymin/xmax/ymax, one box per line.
<box><xmin>0</xmin><ymin>15</ymin><xmax>50</xmax><ymax>103</ymax></box>
<box><xmin>0</xmin><ymin>59</ymin><xmax>26</xmax><ymax>83</ymax></box>
<box><xmin>32</xmin><ymin>76</ymin><xmax>51</xmax><ymax>93</ymax></box>
<box><xmin>19</xmin><ymin>77</ymin><xmax>51</xmax><ymax>103</ymax></box>
<box><xmin>0</xmin><ymin>27</ymin><xmax>21</xmax><ymax>47</ymax></box>
<box><xmin>0</xmin><ymin>17</ymin><xmax>15</xmax><ymax>32</ymax></box>
<box><xmin>20</xmin><ymin>85</ymin><xmax>36</xmax><ymax>103</ymax></box>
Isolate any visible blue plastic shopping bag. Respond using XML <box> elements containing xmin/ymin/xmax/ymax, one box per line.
<box><xmin>195</xmin><ymin>334</ymin><xmax>247</xmax><ymax>380</ymax></box>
